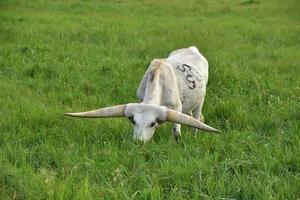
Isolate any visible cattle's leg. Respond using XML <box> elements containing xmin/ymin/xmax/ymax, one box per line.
<box><xmin>192</xmin><ymin>97</ymin><xmax>205</xmax><ymax>135</ymax></box>
<box><xmin>173</xmin><ymin>123</ymin><xmax>181</xmax><ymax>142</ymax></box>
<box><xmin>172</xmin><ymin>105</ymin><xmax>182</xmax><ymax>142</ymax></box>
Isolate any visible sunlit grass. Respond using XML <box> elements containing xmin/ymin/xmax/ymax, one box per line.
<box><xmin>0</xmin><ymin>0</ymin><xmax>299</xmax><ymax>199</ymax></box>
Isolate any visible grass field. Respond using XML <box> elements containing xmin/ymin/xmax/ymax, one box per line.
<box><xmin>0</xmin><ymin>0</ymin><xmax>299</xmax><ymax>199</ymax></box>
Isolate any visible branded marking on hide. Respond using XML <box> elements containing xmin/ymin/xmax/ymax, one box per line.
<box><xmin>176</xmin><ymin>63</ymin><xmax>196</xmax><ymax>89</ymax></box>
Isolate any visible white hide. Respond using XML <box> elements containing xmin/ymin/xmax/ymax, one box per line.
<box><xmin>136</xmin><ymin>46</ymin><xmax>210</xmax><ymax>140</ymax></box>
<box><xmin>125</xmin><ymin>103</ymin><xmax>167</xmax><ymax>141</ymax></box>
<box><xmin>65</xmin><ymin>46</ymin><xmax>218</xmax><ymax>142</ymax></box>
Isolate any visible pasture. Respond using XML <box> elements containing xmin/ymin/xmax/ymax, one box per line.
<box><xmin>0</xmin><ymin>0</ymin><xmax>299</xmax><ymax>199</ymax></box>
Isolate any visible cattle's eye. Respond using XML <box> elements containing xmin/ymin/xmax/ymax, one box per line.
<box><xmin>150</xmin><ymin>122</ymin><xmax>156</xmax><ymax>127</ymax></box>
<box><xmin>157</xmin><ymin>119</ymin><xmax>163</xmax><ymax>124</ymax></box>
<box><xmin>128</xmin><ymin>117</ymin><xmax>135</xmax><ymax>125</ymax></box>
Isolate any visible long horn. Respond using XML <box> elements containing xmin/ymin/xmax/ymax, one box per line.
<box><xmin>166</xmin><ymin>109</ymin><xmax>221</xmax><ymax>133</ymax></box>
<box><xmin>65</xmin><ymin>104</ymin><xmax>126</xmax><ymax>118</ymax></box>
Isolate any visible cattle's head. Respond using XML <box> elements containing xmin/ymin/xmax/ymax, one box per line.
<box><xmin>124</xmin><ymin>104</ymin><xmax>166</xmax><ymax>142</ymax></box>
<box><xmin>65</xmin><ymin>103</ymin><xmax>220</xmax><ymax>142</ymax></box>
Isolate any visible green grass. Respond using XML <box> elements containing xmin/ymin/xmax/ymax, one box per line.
<box><xmin>0</xmin><ymin>0</ymin><xmax>299</xmax><ymax>199</ymax></box>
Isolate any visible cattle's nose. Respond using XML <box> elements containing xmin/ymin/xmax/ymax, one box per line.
<box><xmin>133</xmin><ymin>134</ymin><xmax>146</xmax><ymax>143</ymax></box>
<box><xmin>133</xmin><ymin>130</ymin><xmax>143</xmax><ymax>140</ymax></box>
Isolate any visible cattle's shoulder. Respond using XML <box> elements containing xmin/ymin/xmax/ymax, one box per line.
<box><xmin>148</xmin><ymin>59</ymin><xmax>175</xmax><ymax>79</ymax></box>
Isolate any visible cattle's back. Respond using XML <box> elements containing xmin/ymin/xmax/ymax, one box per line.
<box><xmin>167</xmin><ymin>46</ymin><xmax>208</xmax><ymax>82</ymax></box>
<box><xmin>166</xmin><ymin>46</ymin><xmax>209</xmax><ymax>113</ymax></box>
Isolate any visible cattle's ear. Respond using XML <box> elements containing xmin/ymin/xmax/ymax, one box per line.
<box><xmin>155</xmin><ymin>106</ymin><xmax>168</xmax><ymax>123</ymax></box>
<box><xmin>124</xmin><ymin>103</ymin><xmax>140</xmax><ymax>117</ymax></box>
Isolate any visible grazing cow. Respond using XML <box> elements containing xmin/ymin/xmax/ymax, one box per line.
<box><xmin>65</xmin><ymin>46</ymin><xmax>220</xmax><ymax>142</ymax></box>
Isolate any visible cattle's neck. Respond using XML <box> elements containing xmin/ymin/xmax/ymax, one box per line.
<box><xmin>142</xmin><ymin>66</ymin><xmax>162</xmax><ymax>105</ymax></box>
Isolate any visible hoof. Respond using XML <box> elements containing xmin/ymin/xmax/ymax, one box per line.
<box><xmin>192</xmin><ymin>128</ymin><xmax>198</xmax><ymax>136</ymax></box>
<box><xmin>174</xmin><ymin>135</ymin><xmax>179</xmax><ymax>143</ymax></box>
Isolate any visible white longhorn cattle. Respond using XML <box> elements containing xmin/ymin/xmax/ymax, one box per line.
<box><xmin>65</xmin><ymin>46</ymin><xmax>220</xmax><ymax>142</ymax></box>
